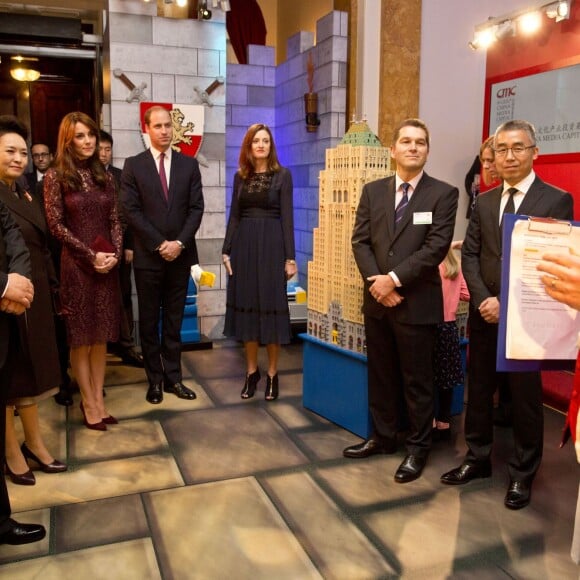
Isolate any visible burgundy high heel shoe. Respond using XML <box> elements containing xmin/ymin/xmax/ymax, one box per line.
<box><xmin>21</xmin><ymin>443</ymin><xmax>67</xmax><ymax>473</ymax></box>
<box><xmin>4</xmin><ymin>461</ymin><xmax>36</xmax><ymax>486</ymax></box>
<box><xmin>80</xmin><ymin>402</ymin><xmax>107</xmax><ymax>431</ymax></box>
<box><xmin>102</xmin><ymin>414</ymin><xmax>118</xmax><ymax>425</ymax></box>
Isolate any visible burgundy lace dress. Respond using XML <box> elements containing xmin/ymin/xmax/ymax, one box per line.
<box><xmin>44</xmin><ymin>166</ymin><xmax>122</xmax><ymax>348</ymax></box>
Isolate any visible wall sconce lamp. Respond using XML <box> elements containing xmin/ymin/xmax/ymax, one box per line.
<box><xmin>198</xmin><ymin>1</ymin><xmax>212</xmax><ymax>20</ymax></box>
<box><xmin>10</xmin><ymin>56</ymin><xmax>40</xmax><ymax>82</ymax></box>
<box><xmin>469</xmin><ymin>0</ymin><xmax>573</xmax><ymax>50</ymax></box>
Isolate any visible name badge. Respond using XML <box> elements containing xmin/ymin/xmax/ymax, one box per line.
<box><xmin>413</xmin><ymin>212</ymin><xmax>432</xmax><ymax>225</ymax></box>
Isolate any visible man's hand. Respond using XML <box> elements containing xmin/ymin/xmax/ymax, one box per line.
<box><xmin>0</xmin><ymin>298</ymin><xmax>27</xmax><ymax>315</ymax></box>
<box><xmin>479</xmin><ymin>296</ymin><xmax>500</xmax><ymax>323</ymax></box>
<box><xmin>159</xmin><ymin>240</ymin><xmax>183</xmax><ymax>262</ymax></box>
<box><xmin>379</xmin><ymin>289</ymin><xmax>404</xmax><ymax>307</ymax></box>
<box><xmin>124</xmin><ymin>249</ymin><xmax>134</xmax><ymax>264</ymax></box>
<box><xmin>4</xmin><ymin>273</ymin><xmax>33</xmax><ymax>309</ymax></box>
<box><xmin>537</xmin><ymin>249</ymin><xmax>580</xmax><ymax>310</ymax></box>
<box><xmin>367</xmin><ymin>274</ymin><xmax>402</xmax><ymax>307</ymax></box>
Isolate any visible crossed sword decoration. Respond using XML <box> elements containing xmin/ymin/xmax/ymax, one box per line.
<box><xmin>114</xmin><ymin>69</ymin><xmax>224</xmax><ymax>107</ymax></box>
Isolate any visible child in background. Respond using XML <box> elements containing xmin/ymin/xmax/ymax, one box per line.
<box><xmin>433</xmin><ymin>243</ymin><xmax>470</xmax><ymax>441</ymax></box>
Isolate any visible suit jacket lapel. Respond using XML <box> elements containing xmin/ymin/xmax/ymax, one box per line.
<box><xmin>0</xmin><ymin>188</ymin><xmax>45</xmax><ymax>233</ymax></box>
<box><xmin>517</xmin><ymin>177</ymin><xmax>543</xmax><ymax>216</ymax></box>
<box><xmin>384</xmin><ymin>177</ymin><xmax>396</xmax><ymax>242</ymax></box>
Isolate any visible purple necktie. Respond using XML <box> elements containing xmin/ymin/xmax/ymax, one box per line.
<box><xmin>159</xmin><ymin>152</ymin><xmax>169</xmax><ymax>199</ymax></box>
<box><xmin>395</xmin><ymin>182</ymin><xmax>410</xmax><ymax>227</ymax></box>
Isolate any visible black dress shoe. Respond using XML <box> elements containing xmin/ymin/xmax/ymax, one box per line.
<box><xmin>54</xmin><ymin>386</ymin><xmax>74</xmax><ymax>406</ymax></box>
<box><xmin>0</xmin><ymin>519</ymin><xmax>46</xmax><ymax>545</ymax></box>
<box><xmin>504</xmin><ymin>480</ymin><xmax>531</xmax><ymax>510</ymax></box>
<box><xmin>394</xmin><ymin>454</ymin><xmax>427</xmax><ymax>483</ymax></box>
<box><xmin>440</xmin><ymin>461</ymin><xmax>492</xmax><ymax>485</ymax></box>
<box><xmin>120</xmin><ymin>348</ymin><xmax>144</xmax><ymax>368</ymax></box>
<box><xmin>146</xmin><ymin>382</ymin><xmax>163</xmax><ymax>404</ymax></box>
<box><xmin>164</xmin><ymin>381</ymin><xmax>196</xmax><ymax>400</ymax></box>
<box><xmin>343</xmin><ymin>438</ymin><xmax>397</xmax><ymax>458</ymax></box>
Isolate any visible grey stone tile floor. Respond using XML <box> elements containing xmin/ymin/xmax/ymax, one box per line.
<box><xmin>0</xmin><ymin>339</ymin><xmax>578</xmax><ymax>579</ymax></box>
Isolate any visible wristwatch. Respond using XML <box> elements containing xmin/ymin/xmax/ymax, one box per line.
<box><xmin>176</xmin><ymin>240</ymin><xmax>184</xmax><ymax>249</ymax></box>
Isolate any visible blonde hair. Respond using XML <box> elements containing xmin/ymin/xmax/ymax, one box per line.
<box><xmin>442</xmin><ymin>247</ymin><xmax>460</xmax><ymax>280</ymax></box>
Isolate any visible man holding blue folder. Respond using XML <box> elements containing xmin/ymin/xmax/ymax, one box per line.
<box><xmin>441</xmin><ymin>119</ymin><xmax>574</xmax><ymax>509</ymax></box>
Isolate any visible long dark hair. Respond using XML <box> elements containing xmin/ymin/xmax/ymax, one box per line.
<box><xmin>54</xmin><ymin>111</ymin><xmax>106</xmax><ymax>191</ymax></box>
<box><xmin>237</xmin><ymin>123</ymin><xmax>281</xmax><ymax>179</ymax></box>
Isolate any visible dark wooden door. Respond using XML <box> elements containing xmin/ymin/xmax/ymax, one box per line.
<box><xmin>29</xmin><ymin>80</ymin><xmax>93</xmax><ymax>151</ymax></box>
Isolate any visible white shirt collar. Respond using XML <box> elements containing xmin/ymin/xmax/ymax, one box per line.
<box><xmin>502</xmin><ymin>170</ymin><xmax>535</xmax><ymax>195</ymax></box>
<box><xmin>395</xmin><ymin>171</ymin><xmax>423</xmax><ymax>193</ymax></box>
<box><xmin>150</xmin><ymin>146</ymin><xmax>172</xmax><ymax>163</ymax></box>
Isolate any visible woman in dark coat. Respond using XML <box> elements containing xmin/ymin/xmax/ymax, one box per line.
<box><xmin>0</xmin><ymin>116</ymin><xmax>66</xmax><ymax>486</ymax></box>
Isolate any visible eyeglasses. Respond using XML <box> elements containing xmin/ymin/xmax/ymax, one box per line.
<box><xmin>32</xmin><ymin>153</ymin><xmax>50</xmax><ymax>159</ymax></box>
<box><xmin>493</xmin><ymin>145</ymin><xmax>536</xmax><ymax>157</ymax></box>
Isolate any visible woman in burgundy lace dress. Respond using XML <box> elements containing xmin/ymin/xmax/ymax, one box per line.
<box><xmin>44</xmin><ymin>112</ymin><xmax>122</xmax><ymax>431</ymax></box>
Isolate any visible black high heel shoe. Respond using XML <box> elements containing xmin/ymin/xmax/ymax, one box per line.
<box><xmin>21</xmin><ymin>443</ymin><xmax>67</xmax><ymax>473</ymax></box>
<box><xmin>265</xmin><ymin>374</ymin><xmax>279</xmax><ymax>401</ymax></box>
<box><xmin>4</xmin><ymin>461</ymin><xmax>36</xmax><ymax>486</ymax></box>
<box><xmin>241</xmin><ymin>369</ymin><xmax>261</xmax><ymax>399</ymax></box>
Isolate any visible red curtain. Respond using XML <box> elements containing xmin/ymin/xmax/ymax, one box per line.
<box><xmin>226</xmin><ymin>0</ymin><xmax>267</xmax><ymax>65</ymax></box>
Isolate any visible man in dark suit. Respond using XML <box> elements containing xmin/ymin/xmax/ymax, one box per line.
<box><xmin>99</xmin><ymin>130</ymin><xmax>143</xmax><ymax>368</ymax></box>
<box><xmin>441</xmin><ymin>119</ymin><xmax>574</xmax><ymax>509</ymax></box>
<box><xmin>122</xmin><ymin>106</ymin><xmax>204</xmax><ymax>404</ymax></box>
<box><xmin>24</xmin><ymin>143</ymin><xmax>52</xmax><ymax>193</ymax></box>
<box><xmin>343</xmin><ymin>118</ymin><xmax>459</xmax><ymax>483</ymax></box>
<box><xmin>0</xmin><ymin>116</ymin><xmax>44</xmax><ymax>543</ymax></box>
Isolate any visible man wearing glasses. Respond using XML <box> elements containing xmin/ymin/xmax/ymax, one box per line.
<box><xmin>25</xmin><ymin>143</ymin><xmax>53</xmax><ymax>193</ymax></box>
<box><xmin>441</xmin><ymin>119</ymin><xmax>574</xmax><ymax>509</ymax></box>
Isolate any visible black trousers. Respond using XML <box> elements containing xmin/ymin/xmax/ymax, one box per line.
<box><xmin>365</xmin><ymin>312</ymin><xmax>437</xmax><ymax>457</ymax></box>
<box><xmin>465</xmin><ymin>310</ymin><xmax>543</xmax><ymax>482</ymax></box>
<box><xmin>134</xmin><ymin>263</ymin><xmax>190</xmax><ymax>385</ymax></box>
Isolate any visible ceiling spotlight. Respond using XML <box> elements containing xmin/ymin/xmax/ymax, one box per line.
<box><xmin>199</xmin><ymin>1</ymin><xmax>212</xmax><ymax>19</ymax></box>
<box><xmin>468</xmin><ymin>27</ymin><xmax>496</xmax><ymax>50</ymax></box>
<box><xmin>546</xmin><ymin>0</ymin><xmax>571</xmax><ymax>20</ymax></box>
<box><xmin>495</xmin><ymin>20</ymin><xmax>516</xmax><ymax>40</ymax></box>
<box><xmin>176</xmin><ymin>0</ymin><xmax>187</xmax><ymax>6</ymax></box>
<box><xmin>518</xmin><ymin>11</ymin><xmax>542</xmax><ymax>34</ymax></box>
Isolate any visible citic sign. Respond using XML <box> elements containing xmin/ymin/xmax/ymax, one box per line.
<box><xmin>496</xmin><ymin>86</ymin><xmax>516</xmax><ymax>98</ymax></box>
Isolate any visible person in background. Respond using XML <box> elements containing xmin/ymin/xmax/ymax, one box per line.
<box><xmin>441</xmin><ymin>119</ymin><xmax>574</xmax><ymax>510</ymax></box>
<box><xmin>222</xmin><ymin>123</ymin><xmax>296</xmax><ymax>402</ymax></box>
<box><xmin>537</xmin><ymin>249</ymin><xmax>580</xmax><ymax>564</ymax></box>
<box><xmin>433</xmin><ymin>243</ymin><xmax>469</xmax><ymax>441</ymax></box>
<box><xmin>44</xmin><ymin>112</ymin><xmax>122</xmax><ymax>431</ymax></box>
<box><xmin>24</xmin><ymin>143</ymin><xmax>53</xmax><ymax>194</ymax></box>
<box><xmin>99</xmin><ymin>130</ymin><xmax>143</xmax><ymax>368</ymax></box>
<box><xmin>0</xmin><ymin>116</ymin><xmax>45</xmax><ymax>545</ymax></box>
<box><xmin>122</xmin><ymin>106</ymin><xmax>203</xmax><ymax>405</ymax></box>
<box><xmin>343</xmin><ymin>118</ymin><xmax>459</xmax><ymax>484</ymax></box>
<box><xmin>464</xmin><ymin>136</ymin><xmax>501</xmax><ymax>219</ymax></box>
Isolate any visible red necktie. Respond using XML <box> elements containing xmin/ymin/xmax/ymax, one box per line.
<box><xmin>159</xmin><ymin>152</ymin><xmax>169</xmax><ymax>199</ymax></box>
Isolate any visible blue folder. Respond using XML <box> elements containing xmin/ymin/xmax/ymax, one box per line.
<box><xmin>496</xmin><ymin>212</ymin><xmax>576</xmax><ymax>372</ymax></box>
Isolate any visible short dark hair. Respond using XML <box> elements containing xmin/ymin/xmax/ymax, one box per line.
<box><xmin>99</xmin><ymin>130</ymin><xmax>113</xmax><ymax>146</ymax></box>
<box><xmin>392</xmin><ymin>118</ymin><xmax>430</xmax><ymax>148</ymax></box>
<box><xmin>0</xmin><ymin>115</ymin><xmax>28</xmax><ymax>141</ymax></box>
<box><xmin>31</xmin><ymin>142</ymin><xmax>51</xmax><ymax>152</ymax></box>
